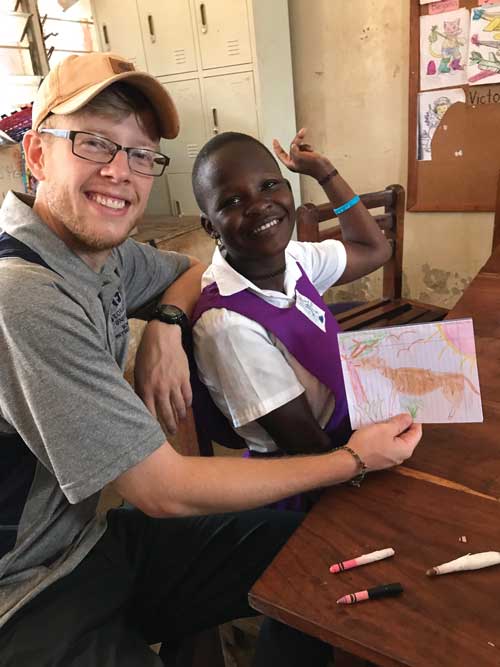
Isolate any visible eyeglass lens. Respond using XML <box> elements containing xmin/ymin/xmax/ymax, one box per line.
<box><xmin>73</xmin><ymin>132</ymin><xmax>168</xmax><ymax>176</ymax></box>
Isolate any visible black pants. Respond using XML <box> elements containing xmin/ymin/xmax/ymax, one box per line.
<box><xmin>0</xmin><ymin>508</ymin><xmax>332</xmax><ymax>666</ymax></box>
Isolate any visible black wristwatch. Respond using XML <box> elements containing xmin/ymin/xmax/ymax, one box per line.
<box><xmin>151</xmin><ymin>304</ymin><xmax>189</xmax><ymax>332</ymax></box>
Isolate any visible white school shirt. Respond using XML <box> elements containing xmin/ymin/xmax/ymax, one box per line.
<box><xmin>193</xmin><ymin>240</ymin><xmax>347</xmax><ymax>453</ymax></box>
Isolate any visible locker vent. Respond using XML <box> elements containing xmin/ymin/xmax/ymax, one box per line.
<box><xmin>226</xmin><ymin>39</ymin><xmax>240</xmax><ymax>57</ymax></box>
<box><xmin>173</xmin><ymin>49</ymin><xmax>187</xmax><ymax>65</ymax></box>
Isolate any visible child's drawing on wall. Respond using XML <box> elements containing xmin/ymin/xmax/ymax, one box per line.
<box><xmin>417</xmin><ymin>88</ymin><xmax>465</xmax><ymax>160</ymax></box>
<box><xmin>420</xmin><ymin>9</ymin><xmax>469</xmax><ymax>90</ymax></box>
<box><xmin>338</xmin><ymin>319</ymin><xmax>483</xmax><ymax>429</ymax></box>
<box><xmin>468</xmin><ymin>5</ymin><xmax>500</xmax><ymax>86</ymax></box>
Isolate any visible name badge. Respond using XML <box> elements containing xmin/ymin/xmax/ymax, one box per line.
<box><xmin>295</xmin><ymin>291</ymin><xmax>326</xmax><ymax>332</ymax></box>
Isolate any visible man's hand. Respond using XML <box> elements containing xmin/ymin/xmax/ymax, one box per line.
<box><xmin>347</xmin><ymin>413</ymin><xmax>423</xmax><ymax>473</ymax></box>
<box><xmin>273</xmin><ymin>128</ymin><xmax>333</xmax><ymax>180</ymax></box>
<box><xmin>134</xmin><ymin>321</ymin><xmax>192</xmax><ymax>435</ymax></box>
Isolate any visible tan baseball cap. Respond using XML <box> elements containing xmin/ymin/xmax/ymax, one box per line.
<box><xmin>32</xmin><ymin>52</ymin><xmax>179</xmax><ymax>139</ymax></box>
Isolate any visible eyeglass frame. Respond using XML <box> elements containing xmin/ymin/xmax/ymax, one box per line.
<box><xmin>38</xmin><ymin>129</ymin><xmax>170</xmax><ymax>177</ymax></box>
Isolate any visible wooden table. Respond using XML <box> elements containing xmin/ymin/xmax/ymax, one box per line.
<box><xmin>131</xmin><ymin>214</ymin><xmax>201</xmax><ymax>246</ymax></box>
<box><xmin>130</xmin><ymin>214</ymin><xmax>215</xmax><ymax>265</ymax></box>
<box><xmin>249</xmin><ymin>246</ymin><xmax>500</xmax><ymax>666</ymax></box>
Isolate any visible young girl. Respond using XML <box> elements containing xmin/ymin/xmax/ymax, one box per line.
<box><xmin>191</xmin><ymin>129</ymin><xmax>391</xmax><ymax>461</ymax></box>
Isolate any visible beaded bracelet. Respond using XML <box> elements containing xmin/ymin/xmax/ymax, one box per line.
<box><xmin>317</xmin><ymin>168</ymin><xmax>338</xmax><ymax>187</ymax></box>
<box><xmin>333</xmin><ymin>194</ymin><xmax>360</xmax><ymax>216</ymax></box>
<box><xmin>338</xmin><ymin>445</ymin><xmax>367</xmax><ymax>487</ymax></box>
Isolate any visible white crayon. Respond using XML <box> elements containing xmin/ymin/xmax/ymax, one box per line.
<box><xmin>330</xmin><ymin>548</ymin><xmax>395</xmax><ymax>573</ymax></box>
<box><xmin>426</xmin><ymin>551</ymin><xmax>500</xmax><ymax>577</ymax></box>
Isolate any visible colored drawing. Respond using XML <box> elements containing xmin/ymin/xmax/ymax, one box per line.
<box><xmin>420</xmin><ymin>8</ymin><xmax>469</xmax><ymax>90</ymax></box>
<box><xmin>468</xmin><ymin>5</ymin><xmax>500</xmax><ymax>86</ymax></box>
<box><xmin>338</xmin><ymin>318</ymin><xmax>483</xmax><ymax>429</ymax></box>
<box><xmin>417</xmin><ymin>87</ymin><xmax>465</xmax><ymax>160</ymax></box>
<box><xmin>429</xmin><ymin>1</ymin><xmax>460</xmax><ymax>15</ymax></box>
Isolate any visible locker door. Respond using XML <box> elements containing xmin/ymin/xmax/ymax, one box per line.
<box><xmin>203</xmin><ymin>72</ymin><xmax>258</xmax><ymax>137</ymax></box>
<box><xmin>161</xmin><ymin>78</ymin><xmax>207</xmax><ymax>173</ymax></box>
<box><xmin>167</xmin><ymin>173</ymin><xmax>201</xmax><ymax>215</ymax></box>
<box><xmin>194</xmin><ymin>0</ymin><xmax>252</xmax><ymax>69</ymax></box>
<box><xmin>138</xmin><ymin>0</ymin><xmax>197</xmax><ymax>76</ymax></box>
<box><xmin>93</xmin><ymin>0</ymin><xmax>147</xmax><ymax>71</ymax></box>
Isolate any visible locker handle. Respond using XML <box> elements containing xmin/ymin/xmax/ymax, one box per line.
<box><xmin>174</xmin><ymin>200</ymin><xmax>182</xmax><ymax>216</ymax></box>
<box><xmin>147</xmin><ymin>14</ymin><xmax>156</xmax><ymax>43</ymax></box>
<box><xmin>199</xmin><ymin>3</ymin><xmax>207</xmax><ymax>33</ymax></box>
<box><xmin>212</xmin><ymin>107</ymin><xmax>219</xmax><ymax>135</ymax></box>
<box><xmin>102</xmin><ymin>24</ymin><xmax>110</xmax><ymax>48</ymax></box>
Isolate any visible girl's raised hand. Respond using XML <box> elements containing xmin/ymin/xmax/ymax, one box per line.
<box><xmin>272</xmin><ymin>128</ymin><xmax>332</xmax><ymax>180</ymax></box>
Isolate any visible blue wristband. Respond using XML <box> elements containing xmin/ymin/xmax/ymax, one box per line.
<box><xmin>333</xmin><ymin>194</ymin><xmax>360</xmax><ymax>216</ymax></box>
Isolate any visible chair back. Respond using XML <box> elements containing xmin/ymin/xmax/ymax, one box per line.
<box><xmin>179</xmin><ymin>332</ymin><xmax>246</xmax><ymax>457</ymax></box>
<box><xmin>493</xmin><ymin>170</ymin><xmax>500</xmax><ymax>251</ymax></box>
<box><xmin>296</xmin><ymin>184</ymin><xmax>405</xmax><ymax>299</ymax></box>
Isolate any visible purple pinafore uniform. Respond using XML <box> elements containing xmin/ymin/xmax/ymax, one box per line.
<box><xmin>192</xmin><ymin>263</ymin><xmax>352</xmax><ymax>511</ymax></box>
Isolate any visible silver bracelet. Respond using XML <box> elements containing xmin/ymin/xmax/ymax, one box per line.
<box><xmin>339</xmin><ymin>445</ymin><xmax>367</xmax><ymax>487</ymax></box>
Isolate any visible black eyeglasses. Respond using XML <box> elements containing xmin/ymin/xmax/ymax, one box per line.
<box><xmin>39</xmin><ymin>129</ymin><xmax>170</xmax><ymax>177</ymax></box>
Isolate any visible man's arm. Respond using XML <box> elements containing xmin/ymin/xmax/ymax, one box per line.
<box><xmin>273</xmin><ymin>128</ymin><xmax>392</xmax><ymax>284</ymax></box>
<box><xmin>112</xmin><ymin>413</ymin><xmax>422</xmax><ymax>517</ymax></box>
<box><xmin>134</xmin><ymin>256</ymin><xmax>206</xmax><ymax>435</ymax></box>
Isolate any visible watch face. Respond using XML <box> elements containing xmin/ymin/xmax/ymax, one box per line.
<box><xmin>158</xmin><ymin>304</ymin><xmax>183</xmax><ymax>319</ymax></box>
<box><xmin>154</xmin><ymin>304</ymin><xmax>187</xmax><ymax>326</ymax></box>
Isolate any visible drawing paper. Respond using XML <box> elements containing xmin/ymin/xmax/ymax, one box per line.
<box><xmin>468</xmin><ymin>4</ymin><xmax>500</xmax><ymax>86</ymax></box>
<box><xmin>338</xmin><ymin>318</ymin><xmax>483</xmax><ymax>429</ymax></box>
<box><xmin>420</xmin><ymin>8</ymin><xmax>469</xmax><ymax>90</ymax></box>
<box><xmin>417</xmin><ymin>87</ymin><xmax>465</xmax><ymax>160</ymax></box>
<box><xmin>429</xmin><ymin>1</ymin><xmax>460</xmax><ymax>15</ymax></box>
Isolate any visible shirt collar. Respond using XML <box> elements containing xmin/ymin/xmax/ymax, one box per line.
<box><xmin>202</xmin><ymin>244</ymin><xmax>302</xmax><ymax>299</ymax></box>
<box><xmin>0</xmin><ymin>191</ymin><xmax>120</xmax><ymax>293</ymax></box>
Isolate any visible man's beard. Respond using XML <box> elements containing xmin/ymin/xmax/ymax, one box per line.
<box><xmin>45</xmin><ymin>183</ymin><xmax>135</xmax><ymax>251</ymax></box>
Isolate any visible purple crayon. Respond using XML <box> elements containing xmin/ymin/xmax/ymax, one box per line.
<box><xmin>330</xmin><ymin>547</ymin><xmax>395</xmax><ymax>574</ymax></box>
<box><xmin>336</xmin><ymin>582</ymin><xmax>403</xmax><ymax>605</ymax></box>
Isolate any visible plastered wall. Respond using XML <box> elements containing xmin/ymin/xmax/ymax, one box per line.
<box><xmin>288</xmin><ymin>0</ymin><xmax>494</xmax><ymax>309</ymax></box>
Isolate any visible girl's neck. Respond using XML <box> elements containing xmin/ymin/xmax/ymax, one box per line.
<box><xmin>224</xmin><ymin>252</ymin><xmax>287</xmax><ymax>293</ymax></box>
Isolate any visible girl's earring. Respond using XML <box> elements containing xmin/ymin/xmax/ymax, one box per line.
<box><xmin>214</xmin><ymin>235</ymin><xmax>224</xmax><ymax>249</ymax></box>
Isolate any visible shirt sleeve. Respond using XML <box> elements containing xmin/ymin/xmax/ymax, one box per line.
<box><xmin>0</xmin><ymin>271</ymin><xmax>167</xmax><ymax>504</ymax></box>
<box><xmin>288</xmin><ymin>239</ymin><xmax>347</xmax><ymax>295</ymax></box>
<box><xmin>193</xmin><ymin>309</ymin><xmax>305</xmax><ymax>428</ymax></box>
<box><xmin>116</xmin><ymin>239</ymin><xmax>191</xmax><ymax>315</ymax></box>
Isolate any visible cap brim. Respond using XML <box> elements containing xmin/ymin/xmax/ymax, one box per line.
<box><xmin>51</xmin><ymin>71</ymin><xmax>179</xmax><ymax>139</ymax></box>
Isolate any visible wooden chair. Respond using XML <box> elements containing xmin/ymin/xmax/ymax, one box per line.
<box><xmin>296</xmin><ymin>183</ymin><xmax>448</xmax><ymax>331</ymax></box>
<box><xmin>492</xmin><ymin>170</ymin><xmax>500</xmax><ymax>251</ymax></box>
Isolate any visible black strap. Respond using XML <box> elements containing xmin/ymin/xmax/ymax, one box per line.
<box><xmin>0</xmin><ymin>231</ymin><xmax>56</xmax><ymax>273</ymax></box>
<box><xmin>0</xmin><ymin>231</ymin><xmax>53</xmax><ymax>558</ymax></box>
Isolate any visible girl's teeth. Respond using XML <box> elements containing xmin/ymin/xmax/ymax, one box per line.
<box><xmin>90</xmin><ymin>193</ymin><xmax>126</xmax><ymax>209</ymax></box>
<box><xmin>255</xmin><ymin>219</ymin><xmax>279</xmax><ymax>234</ymax></box>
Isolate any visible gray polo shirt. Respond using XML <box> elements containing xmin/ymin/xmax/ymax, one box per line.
<box><xmin>0</xmin><ymin>191</ymin><xmax>190</xmax><ymax>628</ymax></box>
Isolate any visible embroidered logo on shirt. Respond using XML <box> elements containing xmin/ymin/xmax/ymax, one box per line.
<box><xmin>110</xmin><ymin>290</ymin><xmax>129</xmax><ymax>339</ymax></box>
<box><xmin>295</xmin><ymin>291</ymin><xmax>326</xmax><ymax>332</ymax></box>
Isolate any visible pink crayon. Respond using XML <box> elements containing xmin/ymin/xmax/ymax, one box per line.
<box><xmin>337</xmin><ymin>582</ymin><xmax>403</xmax><ymax>605</ymax></box>
<box><xmin>330</xmin><ymin>547</ymin><xmax>395</xmax><ymax>573</ymax></box>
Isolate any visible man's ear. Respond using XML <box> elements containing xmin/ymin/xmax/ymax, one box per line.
<box><xmin>201</xmin><ymin>215</ymin><xmax>218</xmax><ymax>239</ymax></box>
<box><xmin>22</xmin><ymin>130</ymin><xmax>46</xmax><ymax>182</ymax></box>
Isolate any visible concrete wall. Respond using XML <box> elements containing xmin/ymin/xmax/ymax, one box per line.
<box><xmin>288</xmin><ymin>0</ymin><xmax>494</xmax><ymax>308</ymax></box>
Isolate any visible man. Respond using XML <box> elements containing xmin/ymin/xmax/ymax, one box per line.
<box><xmin>0</xmin><ymin>52</ymin><xmax>422</xmax><ymax>666</ymax></box>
